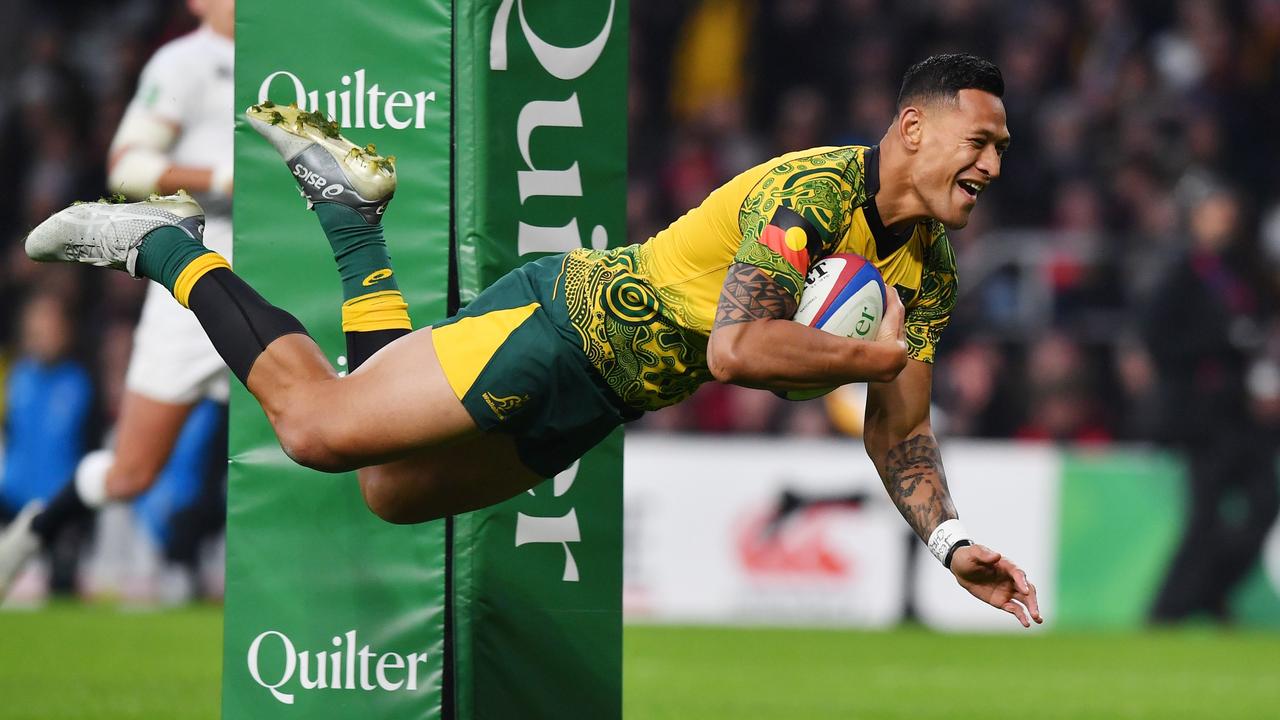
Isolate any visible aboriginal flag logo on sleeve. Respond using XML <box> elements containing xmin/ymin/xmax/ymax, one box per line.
<box><xmin>758</xmin><ymin>206</ymin><xmax>823</xmax><ymax>274</ymax></box>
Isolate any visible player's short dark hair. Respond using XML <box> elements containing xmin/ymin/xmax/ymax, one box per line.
<box><xmin>897</xmin><ymin>54</ymin><xmax>1004</xmax><ymax>109</ymax></box>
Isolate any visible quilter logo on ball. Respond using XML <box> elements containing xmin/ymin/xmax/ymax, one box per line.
<box><xmin>257</xmin><ymin>68</ymin><xmax>438</xmax><ymax>130</ymax></box>
<box><xmin>246</xmin><ymin>629</ymin><xmax>431</xmax><ymax>705</ymax></box>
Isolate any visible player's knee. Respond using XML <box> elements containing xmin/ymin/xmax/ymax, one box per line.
<box><xmin>274</xmin><ymin>414</ymin><xmax>352</xmax><ymax>473</ymax></box>
<box><xmin>359</xmin><ymin>473</ymin><xmax>444</xmax><ymax>525</ymax></box>
<box><xmin>281</xmin><ymin>438</ymin><xmax>349</xmax><ymax>473</ymax></box>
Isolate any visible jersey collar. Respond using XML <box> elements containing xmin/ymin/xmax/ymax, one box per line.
<box><xmin>860</xmin><ymin>145</ymin><xmax>916</xmax><ymax>258</ymax></box>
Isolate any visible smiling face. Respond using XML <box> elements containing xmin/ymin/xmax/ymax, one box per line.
<box><xmin>909</xmin><ymin>89</ymin><xmax>1009</xmax><ymax>228</ymax></box>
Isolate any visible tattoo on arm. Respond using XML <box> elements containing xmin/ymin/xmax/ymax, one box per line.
<box><xmin>881</xmin><ymin>434</ymin><xmax>957</xmax><ymax>540</ymax></box>
<box><xmin>714</xmin><ymin>263</ymin><xmax>798</xmax><ymax>327</ymax></box>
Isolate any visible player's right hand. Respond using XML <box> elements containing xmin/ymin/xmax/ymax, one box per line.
<box><xmin>875</xmin><ymin>287</ymin><xmax>905</xmax><ymax>346</ymax></box>
<box><xmin>950</xmin><ymin>543</ymin><xmax>1043</xmax><ymax>628</ymax></box>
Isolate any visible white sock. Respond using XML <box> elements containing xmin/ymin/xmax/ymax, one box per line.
<box><xmin>74</xmin><ymin>449</ymin><xmax>113</xmax><ymax>509</ymax></box>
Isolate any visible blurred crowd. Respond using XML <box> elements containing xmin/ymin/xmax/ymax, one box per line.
<box><xmin>3</xmin><ymin>0</ymin><xmax>1280</xmax><ymax>453</ymax></box>
<box><xmin>0</xmin><ymin>0</ymin><xmax>199</xmax><ymax>449</ymax></box>
<box><xmin>629</xmin><ymin>0</ymin><xmax>1280</xmax><ymax>445</ymax></box>
<box><xmin>0</xmin><ymin>0</ymin><xmax>208</xmax><ymax>598</ymax></box>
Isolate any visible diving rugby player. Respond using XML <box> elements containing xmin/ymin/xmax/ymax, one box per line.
<box><xmin>24</xmin><ymin>54</ymin><xmax>1041</xmax><ymax>626</ymax></box>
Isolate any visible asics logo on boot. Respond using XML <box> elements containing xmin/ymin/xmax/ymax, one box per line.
<box><xmin>292</xmin><ymin>163</ymin><xmax>330</xmax><ymax>192</ymax></box>
<box><xmin>322</xmin><ymin>183</ymin><xmax>345</xmax><ymax>198</ymax></box>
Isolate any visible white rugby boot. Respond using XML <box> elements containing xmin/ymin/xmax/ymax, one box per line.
<box><xmin>0</xmin><ymin>501</ymin><xmax>43</xmax><ymax>599</ymax></box>
<box><xmin>246</xmin><ymin>100</ymin><xmax>396</xmax><ymax>224</ymax></box>
<box><xmin>25</xmin><ymin>191</ymin><xmax>205</xmax><ymax>277</ymax></box>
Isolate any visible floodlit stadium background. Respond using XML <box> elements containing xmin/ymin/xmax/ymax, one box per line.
<box><xmin>1</xmin><ymin>1</ymin><xmax>1279</xmax><ymax>718</ymax></box>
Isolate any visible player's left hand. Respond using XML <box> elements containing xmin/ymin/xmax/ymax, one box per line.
<box><xmin>949</xmin><ymin>543</ymin><xmax>1042</xmax><ymax>628</ymax></box>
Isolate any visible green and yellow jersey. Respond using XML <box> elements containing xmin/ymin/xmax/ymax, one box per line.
<box><xmin>557</xmin><ymin>145</ymin><xmax>957</xmax><ymax>411</ymax></box>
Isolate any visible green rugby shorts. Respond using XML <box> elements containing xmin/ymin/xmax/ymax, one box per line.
<box><xmin>431</xmin><ymin>254</ymin><xmax>640</xmax><ymax>477</ymax></box>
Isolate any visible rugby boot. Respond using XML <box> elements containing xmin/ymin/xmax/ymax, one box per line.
<box><xmin>0</xmin><ymin>501</ymin><xmax>43</xmax><ymax>599</ymax></box>
<box><xmin>246</xmin><ymin>100</ymin><xmax>396</xmax><ymax>224</ymax></box>
<box><xmin>25</xmin><ymin>191</ymin><xmax>205</xmax><ymax>277</ymax></box>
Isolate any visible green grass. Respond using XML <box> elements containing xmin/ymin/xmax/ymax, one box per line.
<box><xmin>625</xmin><ymin>625</ymin><xmax>1280</xmax><ymax>720</ymax></box>
<box><xmin>2</xmin><ymin>607</ymin><xmax>1279</xmax><ymax>719</ymax></box>
<box><xmin>0</xmin><ymin>604</ymin><xmax>222</xmax><ymax>720</ymax></box>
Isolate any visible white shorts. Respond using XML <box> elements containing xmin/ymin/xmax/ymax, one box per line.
<box><xmin>123</xmin><ymin>218</ymin><xmax>232</xmax><ymax>404</ymax></box>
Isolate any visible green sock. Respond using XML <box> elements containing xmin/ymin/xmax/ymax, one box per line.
<box><xmin>313</xmin><ymin>202</ymin><xmax>400</xmax><ymax>301</ymax></box>
<box><xmin>135</xmin><ymin>226</ymin><xmax>213</xmax><ymax>293</ymax></box>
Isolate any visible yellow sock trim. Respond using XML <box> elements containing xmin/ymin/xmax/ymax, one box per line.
<box><xmin>173</xmin><ymin>253</ymin><xmax>231</xmax><ymax>308</ymax></box>
<box><xmin>341</xmin><ymin>290</ymin><xmax>412</xmax><ymax>332</ymax></box>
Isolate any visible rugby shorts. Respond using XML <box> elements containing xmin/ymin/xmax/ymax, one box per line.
<box><xmin>431</xmin><ymin>254</ymin><xmax>641</xmax><ymax>477</ymax></box>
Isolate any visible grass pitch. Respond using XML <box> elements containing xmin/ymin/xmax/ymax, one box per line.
<box><xmin>625</xmin><ymin>625</ymin><xmax>1280</xmax><ymax>720</ymax></box>
<box><xmin>0</xmin><ymin>603</ymin><xmax>222</xmax><ymax>720</ymax></box>
<box><xmin>1</xmin><ymin>606</ymin><xmax>1278</xmax><ymax>719</ymax></box>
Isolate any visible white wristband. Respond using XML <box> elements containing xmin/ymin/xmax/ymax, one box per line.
<box><xmin>927</xmin><ymin>519</ymin><xmax>973</xmax><ymax>568</ymax></box>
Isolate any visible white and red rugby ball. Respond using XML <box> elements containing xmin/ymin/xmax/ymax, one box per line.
<box><xmin>784</xmin><ymin>253</ymin><xmax>887</xmax><ymax>401</ymax></box>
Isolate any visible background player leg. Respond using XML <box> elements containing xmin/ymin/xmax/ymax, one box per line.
<box><xmin>7</xmin><ymin>396</ymin><xmax>187</xmax><ymax>588</ymax></box>
<box><xmin>4</xmin><ymin>393</ymin><xmax>202</xmax><ymax>598</ymax></box>
<box><xmin>103</xmin><ymin>394</ymin><xmax>195</xmax><ymax>498</ymax></box>
<box><xmin>27</xmin><ymin>394</ymin><xmax>194</xmax><ymax>553</ymax></box>
<box><xmin>162</xmin><ymin>407</ymin><xmax>228</xmax><ymax>595</ymax></box>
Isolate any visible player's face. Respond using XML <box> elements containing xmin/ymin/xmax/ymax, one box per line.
<box><xmin>190</xmin><ymin>0</ymin><xmax>235</xmax><ymax>38</ymax></box>
<box><xmin>915</xmin><ymin>89</ymin><xmax>1009</xmax><ymax>228</ymax></box>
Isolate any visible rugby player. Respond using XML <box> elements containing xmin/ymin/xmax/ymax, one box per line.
<box><xmin>22</xmin><ymin>53</ymin><xmax>1041</xmax><ymax>626</ymax></box>
<box><xmin>0</xmin><ymin>0</ymin><xmax>235</xmax><ymax>599</ymax></box>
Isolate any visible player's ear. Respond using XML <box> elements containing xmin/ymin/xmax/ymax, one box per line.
<box><xmin>897</xmin><ymin>106</ymin><xmax>924</xmax><ymax>152</ymax></box>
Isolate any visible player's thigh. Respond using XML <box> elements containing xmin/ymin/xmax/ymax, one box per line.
<box><xmin>300</xmin><ymin>327</ymin><xmax>479</xmax><ymax>466</ymax></box>
<box><xmin>107</xmin><ymin>391</ymin><xmax>197</xmax><ymax>496</ymax></box>
<box><xmin>357</xmin><ymin>432</ymin><xmax>541</xmax><ymax>524</ymax></box>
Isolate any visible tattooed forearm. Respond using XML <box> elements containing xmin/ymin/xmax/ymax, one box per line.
<box><xmin>714</xmin><ymin>263</ymin><xmax>798</xmax><ymax>327</ymax></box>
<box><xmin>880</xmin><ymin>433</ymin><xmax>957</xmax><ymax>540</ymax></box>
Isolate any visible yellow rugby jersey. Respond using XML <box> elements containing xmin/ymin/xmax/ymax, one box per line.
<box><xmin>558</xmin><ymin>145</ymin><xmax>957</xmax><ymax>411</ymax></box>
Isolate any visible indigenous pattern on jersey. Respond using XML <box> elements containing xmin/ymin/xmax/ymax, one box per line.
<box><xmin>557</xmin><ymin>248</ymin><xmax>713</xmax><ymax>410</ymax></box>
<box><xmin>558</xmin><ymin>145</ymin><xmax>957</xmax><ymax>411</ymax></box>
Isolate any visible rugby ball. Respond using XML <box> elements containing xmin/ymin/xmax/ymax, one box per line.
<box><xmin>783</xmin><ymin>253</ymin><xmax>886</xmax><ymax>401</ymax></box>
